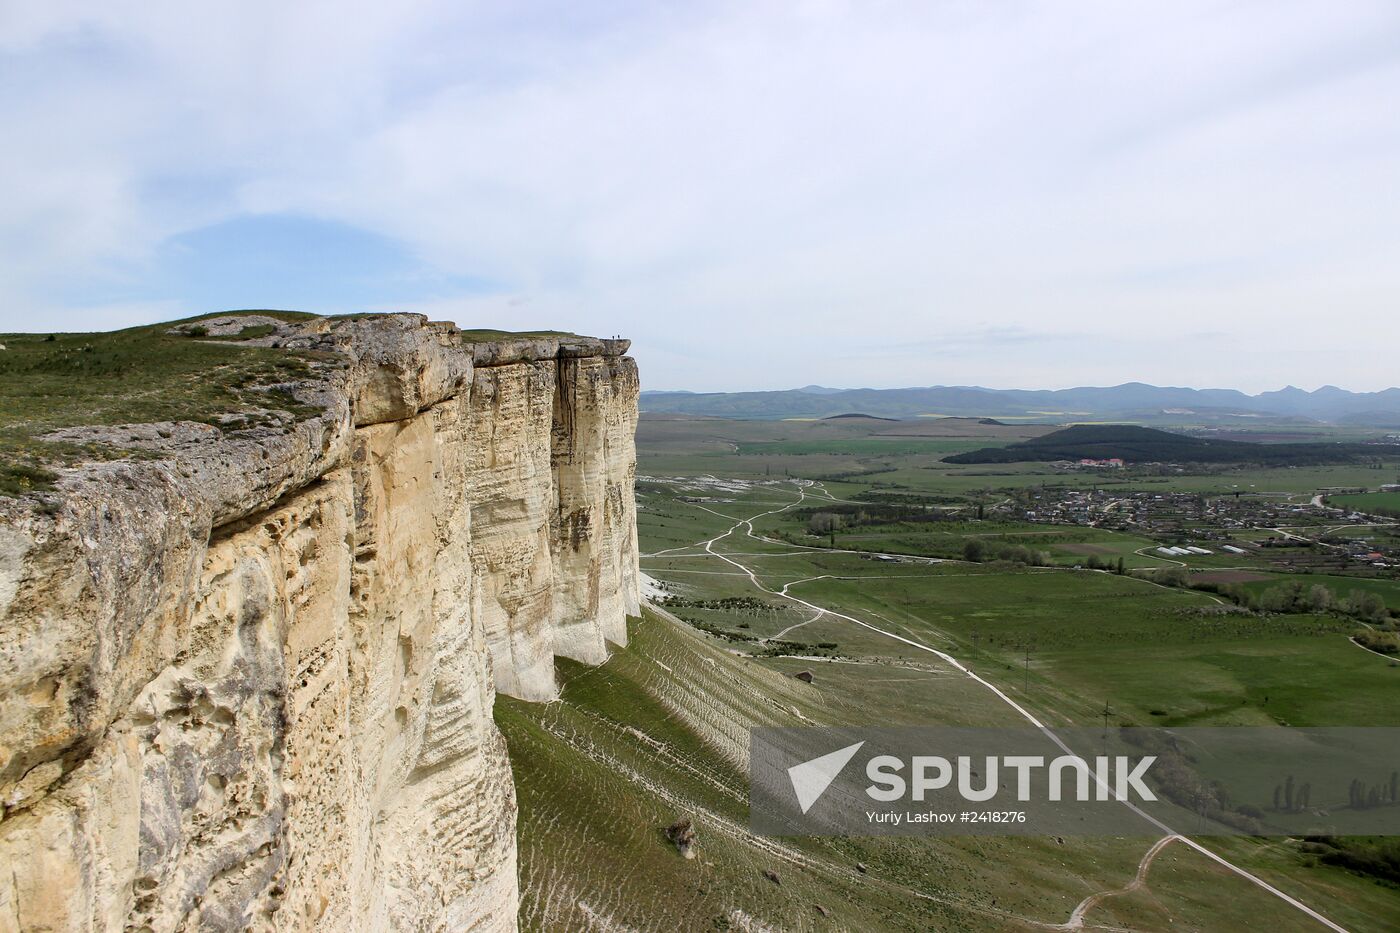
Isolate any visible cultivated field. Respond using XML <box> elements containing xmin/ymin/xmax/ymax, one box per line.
<box><xmin>1330</xmin><ymin>491</ymin><xmax>1400</xmax><ymax>519</ymax></box>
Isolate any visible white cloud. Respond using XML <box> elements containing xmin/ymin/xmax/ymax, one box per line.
<box><xmin>2</xmin><ymin>0</ymin><xmax>1398</xmax><ymax>390</ymax></box>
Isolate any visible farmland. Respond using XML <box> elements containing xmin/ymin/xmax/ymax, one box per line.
<box><xmin>1330</xmin><ymin>491</ymin><xmax>1400</xmax><ymax>519</ymax></box>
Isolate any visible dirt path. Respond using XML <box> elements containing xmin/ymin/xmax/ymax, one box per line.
<box><xmin>1349</xmin><ymin>635</ymin><xmax>1399</xmax><ymax>661</ymax></box>
<box><xmin>1324</xmin><ymin>521</ymin><xmax>1398</xmax><ymax>535</ymax></box>
<box><xmin>1051</xmin><ymin>834</ymin><xmax>1179</xmax><ymax>930</ymax></box>
<box><xmin>767</xmin><ymin>608</ymin><xmax>825</xmax><ymax>641</ymax></box>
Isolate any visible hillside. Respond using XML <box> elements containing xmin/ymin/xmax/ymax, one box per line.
<box><xmin>499</xmin><ymin>607</ymin><xmax>1280</xmax><ymax>931</ymax></box>
<box><xmin>943</xmin><ymin>424</ymin><xmax>1394</xmax><ymax>465</ymax></box>
<box><xmin>496</xmin><ymin>610</ymin><xmax>955</xmax><ymax>931</ymax></box>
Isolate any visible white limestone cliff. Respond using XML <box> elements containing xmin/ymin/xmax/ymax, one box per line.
<box><xmin>0</xmin><ymin>314</ymin><xmax>639</xmax><ymax>932</ymax></box>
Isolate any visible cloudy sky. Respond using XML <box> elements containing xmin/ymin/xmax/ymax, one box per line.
<box><xmin>3</xmin><ymin>1</ymin><xmax>1398</xmax><ymax>392</ymax></box>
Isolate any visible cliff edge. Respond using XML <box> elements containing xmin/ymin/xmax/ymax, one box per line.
<box><xmin>0</xmin><ymin>313</ymin><xmax>640</xmax><ymax>931</ymax></box>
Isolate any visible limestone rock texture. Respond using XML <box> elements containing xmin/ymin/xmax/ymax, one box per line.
<box><xmin>0</xmin><ymin>315</ymin><xmax>639</xmax><ymax>932</ymax></box>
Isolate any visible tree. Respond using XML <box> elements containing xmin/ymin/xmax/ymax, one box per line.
<box><xmin>1156</xmin><ymin>566</ymin><xmax>1189</xmax><ymax>588</ymax></box>
<box><xmin>1261</xmin><ymin>583</ymin><xmax>1302</xmax><ymax>613</ymax></box>
<box><xmin>1307</xmin><ymin>584</ymin><xmax>1333</xmax><ymax>613</ymax></box>
<box><xmin>1352</xmin><ymin>591</ymin><xmax>1388</xmax><ymax>623</ymax></box>
<box><xmin>963</xmin><ymin>539</ymin><xmax>986</xmax><ymax>563</ymax></box>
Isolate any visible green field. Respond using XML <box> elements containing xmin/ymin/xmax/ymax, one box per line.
<box><xmin>736</xmin><ymin>437</ymin><xmax>1007</xmax><ymax>457</ymax></box>
<box><xmin>726</xmin><ymin>508</ymin><xmax>1397</xmax><ymax>730</ymax></box>
<box><xmin>1210</xmin><ymin>572</ymin><xmax>1400</xmax><ymax>613</ymax></box>
<box><xmin>1330</xmin><ymin>491</ymin><xmax>1400</xmax><ymax>519</ymax></box>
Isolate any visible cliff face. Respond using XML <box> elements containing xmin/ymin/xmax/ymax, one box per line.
<box><xmin>0</xmin><ymin>315</ymin><xmax>639</xmax><ymax>932</ymax></box>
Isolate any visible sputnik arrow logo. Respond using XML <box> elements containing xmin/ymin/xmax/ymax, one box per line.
<box><xmin>787</xmin><ymin>741</ymin><xmax>865</xmax><ymax>814</ymax></box>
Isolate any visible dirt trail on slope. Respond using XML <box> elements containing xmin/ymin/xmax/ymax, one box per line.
<box><xmin>1052</xmin><ymin>835</ymin><xmax>1179</xmax><ymax>930</ymax></box>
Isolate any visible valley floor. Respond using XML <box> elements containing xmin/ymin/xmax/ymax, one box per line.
<box><xmin>500</xmin><ymin>472</ymin><xmax>1400</xmax><ymax>931</ymax></box>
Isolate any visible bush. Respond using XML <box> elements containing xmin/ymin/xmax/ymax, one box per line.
<box><xmin>1354</xmin><ymin>629</ymin><xmax>1400</xmax><ymax>655</ymax></box>
<box><xmin>960</xmin><ymin>538</ymin><xmax>1048</xmax><ymax>567</ymax></box>
<box><xmin>1302</xmin><ymin>836</ymin><xmax>1400</xmax><ymax>884</ymax></box>
<box><xmin>1151</xmin><ymin>566</ymin><xmax>1189</xmax><ymax>588</ymax></box>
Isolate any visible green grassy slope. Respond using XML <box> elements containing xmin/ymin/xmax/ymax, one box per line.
<box><xmin>497</xmin><ymin>610</ymin><xmax>1014</xmax><ymax>932</ymax></box>
<box><xmin>0</xmin><ymin>313</ymin><xmax>330</xmax><ymax>495</ymax></box>
<box><xmin>498</xmin><ymin>603</ymin><xmax>1400</xmax><ymax>931</ymax></box>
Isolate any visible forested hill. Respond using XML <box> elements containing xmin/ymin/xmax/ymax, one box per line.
<box><xmin>943</xmin><ymin>424</ymin><xmax>1394</xmax><ymax>465</ymax></box>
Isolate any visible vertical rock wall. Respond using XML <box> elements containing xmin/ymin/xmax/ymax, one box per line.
<box><xmin>550</xmin><ymin>354</ymin><xmax>641</xmax><ymax>663</ymax></box>
<box><xmin>464</xmin><ymin>363</ymin><xmax>559</xmax><ymax>702</ymax></box>
<box><xmin>0</xmin><ymin>316</ymin><xmax>639</xmax><ymax>932</ymax></box>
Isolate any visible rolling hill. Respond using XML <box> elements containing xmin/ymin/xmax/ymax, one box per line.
<box><xmin>943</xmin><ymin>424</ymin><xmax>1396</xmax><ymax>465</ymax></box>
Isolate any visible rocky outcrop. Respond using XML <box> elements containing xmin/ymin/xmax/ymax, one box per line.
<box><xmin>0</xmin><ymin>314</ymin><xmax>639</xmax><ymax>932</ymax></box>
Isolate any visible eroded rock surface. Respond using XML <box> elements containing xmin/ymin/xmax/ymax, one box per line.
<box><xmin>0</xmin><ymin>314</ymin><xmax>638</xmax><ymax>932</ymax></box>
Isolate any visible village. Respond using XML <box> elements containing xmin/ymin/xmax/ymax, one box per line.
<box><xmin>998</xmin><ymin>483</ymin><xmax>1399</xmax><ymax>576</ymax></box>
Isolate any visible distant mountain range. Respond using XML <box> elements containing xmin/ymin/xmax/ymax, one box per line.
<box><xmin>640</xmin><ymin>382</ymin><xmax>1400</xmax><ymax>426</ymax></box>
